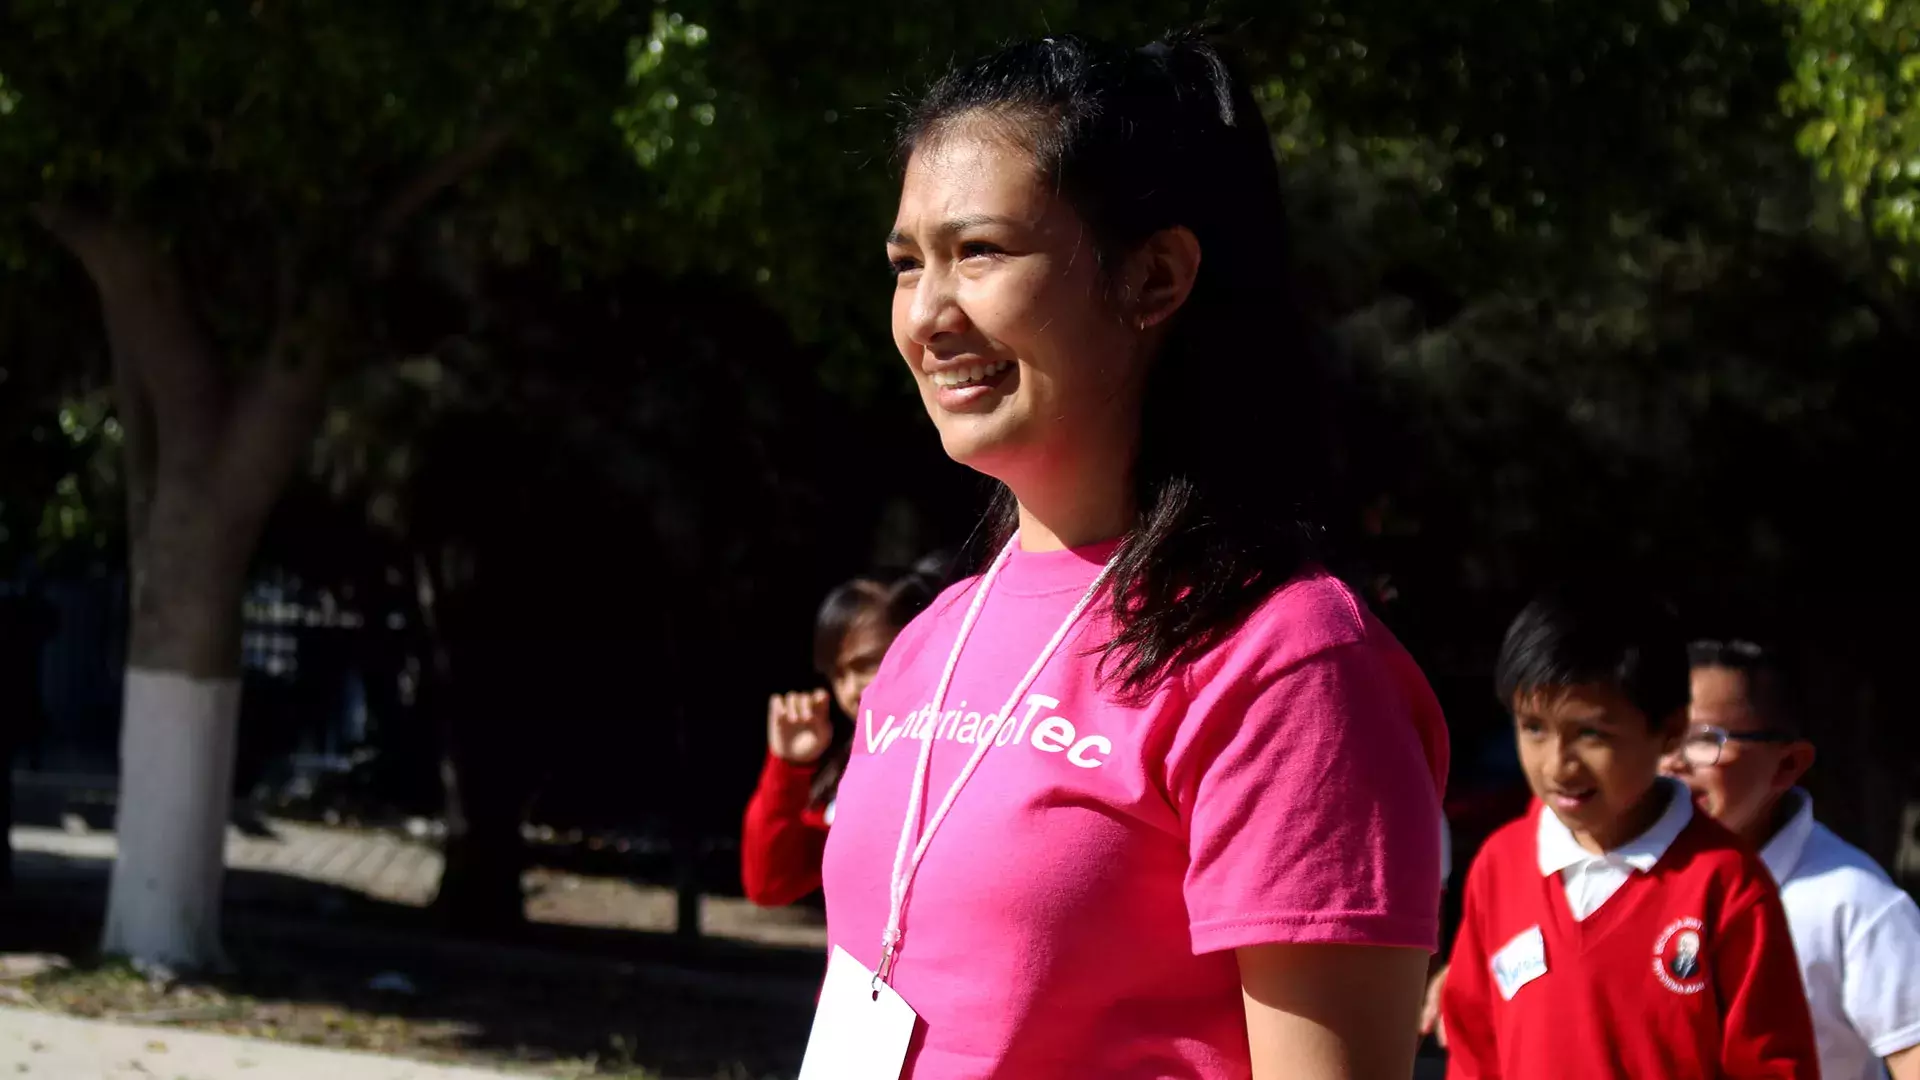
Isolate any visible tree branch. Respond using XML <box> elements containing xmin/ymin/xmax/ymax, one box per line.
<box><xmin>216</xmin><ymin>288</ymin><xmax>339</xmax><ymax>528</ymax></box>
<box><xmin>32</xmin><ymin>204</ymin><xmax>228</xmax><ymax>468</ymax></box>
<box><xmin>361</xmin><ymin>125</ymin><xmax>515</xmax><ymax>266</ymax></box>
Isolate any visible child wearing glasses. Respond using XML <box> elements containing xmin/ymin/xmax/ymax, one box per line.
<box><xmin>1664</xmin><ymin>640</ymin><xmax>1920</xmax><ymax>1080</ymax></box>
<box><xmin>1441</xmin><ymin>590</ymin><xmax>1818</xmax><ymax>1079</ymax></box>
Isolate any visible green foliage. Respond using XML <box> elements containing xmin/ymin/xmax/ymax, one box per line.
<box><xmin>37</xmin><ymin>392</ymin><xmax>125</xmax><ymax>558</ymax></box>
<box><xmin>1</xmin><ymin>0</ymin><xmax>1912</xmax><ymax>609</ymax></box>
<box><xmin>0</xmin><ymin>0</ymin><xmax>646</xmax><ymax>319</ymax></box>
<box><xmin>0</xmin><ymin>248</ymin><xmax>120</xmax><ymax>571</ymax></box>
<box><xmin>0</xmin><ymin>389</ymin><xmax>123</xmax><ymax>572</ymax></box>
<box><xmin>601</xmin><ymin>0</ymin><xmax>1201</xmax><ymax>396</ymax></box>
<box><xmin>1221</xmin><ymin>0</ymin><xmax>1803</xmax><ymax>292</ymax></box>
<box><xmin>1777</xmin><ymin>0</ymin><xmax>1920</xmax><ymax>264</ymax></box>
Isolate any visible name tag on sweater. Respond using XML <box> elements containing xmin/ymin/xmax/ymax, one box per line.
<box><xmin>798</xmin><ymin>947</ymin><xmax>918</xmax><ymax>1080</ymax></box>
<box><xmin>1491</xmin><ymin>925</ymin><xmax>1548</xmax><ymax>1001</ymax></box>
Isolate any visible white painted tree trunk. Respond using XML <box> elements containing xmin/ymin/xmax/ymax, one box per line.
<box><xmin>102</xmin><ymin>669</ymin><xmax>242</xmax><ymax>971</ymax></box>
<box><xmin>30</xmin><ymin>208</ymin><xmax>328</xmax><ymax>972</ymax></box>
<box><xmin>34</xmin><ymin>147</ymin><xmax>504</xmax><ymax>968</ymax></box>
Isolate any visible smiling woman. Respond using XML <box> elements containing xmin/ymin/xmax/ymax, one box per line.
<box><xmin>812</xmin><ymin>32</ymin><xmax>1449</xmax><ymax>1080</ymax></box>
<box><xmin>886</xmin><ymin>131</ymin><xmax>1160</xmax><ymax>553</ymax></box>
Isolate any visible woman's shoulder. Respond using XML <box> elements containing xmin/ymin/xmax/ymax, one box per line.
<box><xmin>1186</xmin><ymin>567</ymin><xmax>1392</xmax><ymax>682</ymax></box>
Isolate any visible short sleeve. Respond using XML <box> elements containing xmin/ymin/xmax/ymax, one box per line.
<box><xmin>1846</xmin><ymin>891</ymin><xmax>1920</xmax><ymax>1058</ymax></box>
<box><xmin>1166</xmin><ymin>631</ymin><xmax>1446</xmax><ymax>955</ymax></box>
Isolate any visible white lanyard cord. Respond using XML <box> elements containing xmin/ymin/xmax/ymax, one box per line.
<box><xmin>877</xmin><ymin>532</ymin><xmax>1119</xmax><ymax>986</ymax></box>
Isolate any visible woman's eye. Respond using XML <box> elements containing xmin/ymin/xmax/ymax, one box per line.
<box><xmin>889</xmin><ymin>256</ymin><xmax>921</xmax><ymax>276</ymax></box>
<box><xmin>959</xmin><ymin>241</ymin><xmax>1002</xmax><ymax>260</ymax></box>
<box><xmin>1577</xmin><ymin>727</ymin><xmax>1608</xmax><ymax>743</ymax></box>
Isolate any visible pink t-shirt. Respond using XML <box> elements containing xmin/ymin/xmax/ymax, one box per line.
<box><xmin>821</xmin><ymin>541</ymin><xmax>1449</xmax><ymax>1079</ymax></box>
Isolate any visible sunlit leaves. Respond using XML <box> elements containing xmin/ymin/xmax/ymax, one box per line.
<box><xmin>617</xmin><ymin>11</ymin><xmax>713</xmax><ymax>169</ymax></box>
<box><xmin>0</xmin><ymin>0</ymin><xmax>647</xmax><ymax>271</ymax></box>
<box><xmin>19</xmin><ymin>390</ymin><xmax>124</xmax><ymax>565</ymax></box>
<box><xmin>1776</xmin><ymin>0</ymin><xmax>1920</xmax><ymax>253</ymax></box>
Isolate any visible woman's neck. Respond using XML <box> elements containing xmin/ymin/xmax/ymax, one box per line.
<box><xmin>1011</xmin><ymin>471</ymin><xmax>1134</xmax><ymax>552</ymax></box>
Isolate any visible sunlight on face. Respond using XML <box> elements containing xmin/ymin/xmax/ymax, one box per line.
<box><xmin>886</xmin><ymin>117</ymin><xmax>1148</xmax><ymax>488</ymax></box>
<box><xmin>1661</xmin><ymin>666</ymin><xmax>1804</xmax><ymax>838</ymax></box>
<box><xmin>1514</xmin><ymin>683</ymin><xmax>1681</xmax><ymax>852</ymax></box>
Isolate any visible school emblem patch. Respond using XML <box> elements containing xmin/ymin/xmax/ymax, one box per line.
<box><xmin>1653</xmin><ymin>917</ymin><xmax>1707</xmax><ymax>994</ymax></box>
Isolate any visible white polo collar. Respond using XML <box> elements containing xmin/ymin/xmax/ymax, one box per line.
<box><xmin>1537</xmin><ymin>778</ymin><xmax>1694</xmax><ymax>877</ymax></box>
<box><xmin>1759</xmin><ymin>788</ymin><xmax>1816</xmax><ymax>884</ymax></box>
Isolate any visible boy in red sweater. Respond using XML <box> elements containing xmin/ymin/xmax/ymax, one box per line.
<box><xmin>1442</xmin><ymin>588</ymin><xmax>1820</xmax><ymax>1079</ymax></box>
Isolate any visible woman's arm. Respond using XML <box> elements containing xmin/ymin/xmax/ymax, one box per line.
<box><xmin>1239</xmin><ymin>942</ymin><xmax>1428</xmax><ymax>1080</ymax></box>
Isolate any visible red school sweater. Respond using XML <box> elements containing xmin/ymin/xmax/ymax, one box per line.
<box><xmin>739</xmin><ymin>753</ymin><xmax>831</xmax><ymax>907</ymax></box>
<box><xmin>1442</xmin><ymin>805</ymin><xmax>1820</xmax><ymax>1080</ymax></box>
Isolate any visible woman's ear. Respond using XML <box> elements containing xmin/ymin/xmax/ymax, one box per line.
<box><xmin>1124</xmin><ymin>226</ymin><xmax>1201</xmax><ymax>330</ymax></box>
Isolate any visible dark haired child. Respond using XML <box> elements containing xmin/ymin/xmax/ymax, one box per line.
<box><xmin>1442</xmin><ymin>590</ymin><xmax>1819</xmax><ymax>1079</ymax></box>
<box><xmin>740</xmin><ymin>567</ymin><xmax>940</xmax><ymax>907</ymax></box>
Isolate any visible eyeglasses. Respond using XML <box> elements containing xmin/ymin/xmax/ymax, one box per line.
<box><xmin>1679</xmin><ymin>723</ymin><xmax>1798</xmax><ymax>768</ymax></box>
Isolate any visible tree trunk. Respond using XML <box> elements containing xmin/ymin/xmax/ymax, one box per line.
<box><xmin>414</xmin><ymin>555</ymin><xmax>530</xmax><ymax>935</ymax></box>
<box><xmin>672</xmin><ymin>683</ymin><xmax>700</xmax><ymax>940</ymax></box>
<box><xmin>34</xmin><ymin>207</ymin><xmax>328</xmax><ymax>972</ymax></box>
<box><xmin>432</xmin><ymin>736</ymin><xmax>531</xmax><ymax>935</ymax></box>
<box><xmin>33</xmin><ymin>130</ymin><xmax>510</xmax><ymax>964</ymax></box>
<box><xmin>432</xmin><ymin>662</ymin><xmax>532</xmax><ymax>936</ymax></box>
<box><xmin>102</xmin><ymin>477</ymin><xmax>258</xmax><ymax>968</ymax></box>
<box><xmin>104</xmin><ymin>671</ymin><xmax>241</xmax><ymax>968</ymax></box>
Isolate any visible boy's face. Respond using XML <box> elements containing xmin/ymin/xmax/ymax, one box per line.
<box><xmin>1660</xmin><ymin>666</ymin><xmax>1813</xmax><ymax>842</ymax></box>
<box><xmin>1514</xmin><ymin>683</ymin><xmax>1685</xmax><ymax>851</ymax></box>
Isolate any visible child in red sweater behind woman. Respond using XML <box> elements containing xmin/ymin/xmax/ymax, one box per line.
<box><xmin>1442</xmin><ymin>586</ymin><xmax>1819</xmax><ymax>1079</ymax></box>
<box><xmin>741</xmin><ymin>564</ymin><xmax>942</xmax><ymax>907</ymax></box>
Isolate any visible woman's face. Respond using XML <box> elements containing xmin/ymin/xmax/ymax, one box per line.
<box><xmin>887</xmin><ymin>118</ymin><xmax>1150</xmax><ymax>490</ymax></box>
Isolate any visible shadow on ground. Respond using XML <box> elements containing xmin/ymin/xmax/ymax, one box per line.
<box><xmin>2</xmin><ymin>852</ymin><xmax>820</xmax><ymax>1079</ymax></box>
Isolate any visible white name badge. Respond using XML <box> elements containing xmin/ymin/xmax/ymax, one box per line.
<box><xmin>798</xmin><ymin>946</ymin><xmax>920</xmax><ymax>1080</ymax></box>
<box><xmin>1490</xmin><ymin>925</ymin><xmax>1548</xmax><ymax>1001</ymax></box>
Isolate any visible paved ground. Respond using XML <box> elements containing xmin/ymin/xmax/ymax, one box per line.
<box><xmin>4</xmin><ymin>818</ymin><xmax>825</xmax><ymax>1078</ymax></box>
<box><xmin>8</xmin><ymin>821</ymin><xmax>828</xmax><ymax>950</ymax></box>
<box><xmin>0</xmin><ymin>1005</ymin><xmax>528</xmax><ymax>1078</ymax></box>
<box><xmin>17</xmin><ymin>819</ymin><xmax>442</xmax><ymax>902</ymax></box>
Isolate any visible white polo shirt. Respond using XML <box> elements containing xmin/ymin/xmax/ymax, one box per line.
<box><xmin>1537</xmin><ymin>778</ymin><xmax>1694</xmax><ymax>921</ymax></box>
<box><xmin>1762</xmin><ymin>790</ymin><xmax>1920</xmax><ymax>1080</ymax></box>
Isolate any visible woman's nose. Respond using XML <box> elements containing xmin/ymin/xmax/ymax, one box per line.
<box><xmin>907</xmin><ymin>265</ymin><xmax>967</xmax><ymax>346</ymax></box>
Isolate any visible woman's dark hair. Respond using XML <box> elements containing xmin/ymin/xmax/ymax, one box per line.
<box><xmin>808</xmin><ymin>562</ymin><xmax>948</xmax><ymax>806</ymax></box>
<box><xmin>901</xmin><ymin>31</ymin><xmax>1332</xmax><ymax>696</ymax></box>
<box><xmin>1494</xmin><ymin>586</ymin><xmax>1690</xmax><ymax>728</ymax></box>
